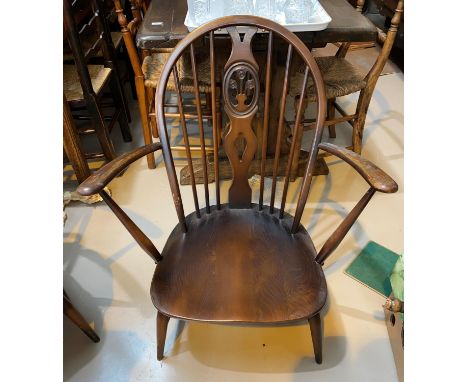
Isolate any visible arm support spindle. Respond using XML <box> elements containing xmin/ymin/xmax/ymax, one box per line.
<box><xmin>315</xmin><ymin>143</ymin><xmax>398</xmax><ymax>265</ymax></box>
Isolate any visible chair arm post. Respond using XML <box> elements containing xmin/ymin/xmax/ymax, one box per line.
<box><xmin>99</xmin><ymin>190</ymin><xmax>163</xmax><ymax>263</ymax></box>
<box><xmin>315</xmin><ymin>187</ymin><xmax>375</xmax><ymax>265</ymax></box>
<box><xmin>318</xmin><ymin>143</ymin><xmax>398</xmax><ymax>193</ymax></box>
<box><xmin>77</xmin><ymin>142</ymin><xmax>162</xmax><ymax>196</ymax></box>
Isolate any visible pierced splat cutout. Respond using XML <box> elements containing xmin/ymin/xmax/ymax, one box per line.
<box><xmin>225</xmin><ymin>63</ymin><xmax>259</xmax><ymax>116</ymax></box>
<box><xmin>222</xmin><ymin>26</ymin><xmax>260</xmax><ymax>208</ymax></box>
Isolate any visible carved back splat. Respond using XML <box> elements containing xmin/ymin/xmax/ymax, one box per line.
<box><xmin>155</xmin><ymin>16</ymin><xmax>327</xmax><ymax>232</ymax></box>
<box><xmin>223</xmin><ymin>27</ymin><xmax>259</xmax><ymax>208</ymax></box>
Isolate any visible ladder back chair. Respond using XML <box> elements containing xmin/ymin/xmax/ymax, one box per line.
<box><xmin>64</xmin><ymin>0</ymin><xmax>132</xmax><ymax>162</ymax></box>
<box><xmin>64</xmin><ymin>0</ymin><xmax>133</xmax><ymax>116</ymax></box>
<box><xmin>78</xmin><ymin>16</ymin><xmax>398</xmax><ymax>363</ymax></box>
<box><xmin>113</xmin><ymin>0</ymin><xmax>219</xmax><ymax>169</ymax></box>
<box><xmin>288</xmin><ymin>0</ymin><xmax>403</xmax><ymax>163</ymax></box>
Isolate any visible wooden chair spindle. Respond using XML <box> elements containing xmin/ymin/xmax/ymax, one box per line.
<box><xmin>269</xmin><ymin>44</ymin><xmax>292</xmax><ymax>214</ymax></box>
<box><xmin>190</xmin><ymin>43</ymin><xmax>210</xmax><ymax>213</ymax></box>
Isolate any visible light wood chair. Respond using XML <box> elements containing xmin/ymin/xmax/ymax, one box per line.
<box><xmin>288</xmin><ymin>0</ymin><xmax>404</xmax><ymax>172</ymax></box>
<box><xmin>77</xmin><ymin>16</ymin><xmax>398</xmax><ymax>363</ymax></box>
<box><xmin>113</xmin><ymin>0</ymin><xmax>219</xmax><ymax>169</ymax></box>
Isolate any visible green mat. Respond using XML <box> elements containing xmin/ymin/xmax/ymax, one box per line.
<box><xmin>345</xmin><ymin>241</ymin><xmax>400</xmax><ymax>297</ymax></box>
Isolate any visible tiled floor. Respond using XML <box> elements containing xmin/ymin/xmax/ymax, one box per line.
<box><xmin>63</xmin><ymin>49</ymin><xmax>403</xmax><ymax>381</ymax></box>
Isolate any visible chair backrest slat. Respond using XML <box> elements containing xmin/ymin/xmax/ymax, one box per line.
<box><xmin>158</xmin><ymin>97</ymin><xmax>188</xmax><ymax>232</ymax></box>
<box><xmin>223</xmin><ymin>26</ymin><xmax>259</xmax><ymax>208</ymax></box>
<box><xmin>269</xmin><ymin>44</ymin><xmax>292</xmax><ymax>214</ymax></box>
<box><xmin>279</xmin><ymin>67</ymin><xmax>309</xmax><ymax>218</ymax></box>
<box><xmin>258</xmin><ymin>31</ymin><xmax>273</xmax><ymax>211</ymax></box>
<box><xmin>190</xmin><ymin>43</ymin><xmax>211</xmax><ymax>213</ymax></box>
<box><xmin>209</xmin><ymin>32</ymin><xmax>221</xmax><ymax>210</ymax></box>
<box><xmin>155</xmin><ymin>16</ymin><xmax>326</xmax><ymax>232</ymax></box>
<box><xmin>292</xmin><ymin>94</ymin><xmax>326</xmax><ymax>232</ymax></box>
<box><xmin>173</xmin><ymin>66</ymin><xmax>201</xmax><ymax>218</ymax></box>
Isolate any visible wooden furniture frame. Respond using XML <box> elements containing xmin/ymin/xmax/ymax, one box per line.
<box><xmin>63</xmin><ymin>93</ymin><xmax>91</xmax><ymax>183</ymax></box>
<box><xmin>113</xmin><ymin>0</ymin><xmax>219</xmax><ymax>169</ymax></box>
<box><xmin>78</xmin><ymin>16</ymin><xmax>398</xmax><ymax>363</ymax></box>
<box><xmin>136</xmin><ymin>0</ymin><xmax>379</xmax><ymax>184</ymax></box>
<box><xmin>289</xmin><ymin>0</ymin><xmax>404</xmax><ymax>160</ymax></box>
<box><xmin>63</xmin><ymin>290</ymin><xmax>100</xmax><ymax>343</ymax></box>
<box><xmin>64</xmin><ymin>0</ymin><xmax>132</xmax><ymax>162</ymax></box>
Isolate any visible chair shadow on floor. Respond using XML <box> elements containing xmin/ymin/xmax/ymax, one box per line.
<box><xmin>63</xmin><ymin>228</ymin><xmax>157</xmax><ymax>380</ymax></box>
<box><xmin>161</xmin><ymin>292</ymin><xmax>346</xmax><ymax>373</ymax></box>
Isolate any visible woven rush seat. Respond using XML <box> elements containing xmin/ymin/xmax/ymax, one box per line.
<box><xmin>290</xmin><ymin>56</ymin><xmax>367</xmax><ymax>101</ymax></box>
<box><xmin>63</xmin><ymin>64</ymin><xmax>111</xmax><ymax>101</ymax></box>
<box><xmin>142</xmin><ymin>52</ymin><xmax>222</xmax><ymax>93</ymax></box>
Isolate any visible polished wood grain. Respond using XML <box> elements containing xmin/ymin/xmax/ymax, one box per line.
<box><xmin>151</xmin><ymin>205</ymin><xmax>326</xmax><ymax>323</ymax></box>
<box><xmin>259</xmin><ymin>31</ymin><xmax>273</xmax><ymax>210</ymax></box>
<box><xmin>308</xmin><ymin>314</ymin><xmax>323</xmax><ymax>364</ymax></box>
<box><xmin>173</xmin><ymin>66</ymin><xmax>201</xmax><ymax>217</ymax></box>
<box><xmin>318</xmin><ymin>143</ymin><xmax>398</xmax><ymax>193</ymax></box>
<box><xmin>280</xmin><ymin>65</ymin><xmax>309</xmax><ymax>218</ymax></box>
<box><xmin>223</xmin><ymin>27</ymin><xmax>260</xmax><ymax>208</ymax></box>
<box><xmin>77</xmin><ymin>142</ymin><xmax>162</xmax><ymax>195</ymax></box>
<box><xmin>269</xmin><ymin>45</ymin><xmax>292</xmax><ymax>214</ymax></box>
<box><xmin>156</xmin><ymin>311</ymin><xmax>170</xmax><ymax>360</ymax></box>
<box><xmin>316</xmin><ymin>187</ymin><xmax>375</xmax><ymax>265</ymax></box>
<box><xmin>209</xmin><ymin>32</ymin><xmax>221</xmax><ymax>210</ymax></box>
<box><xmin>190</xmin><ymin>44</ymin><xmax>210</xmax><ymax>212</ymax></box>
<box><xmin>100</xmin><ymin>190</ymin><xmax>163</xmax><ymax>262</ymax></box>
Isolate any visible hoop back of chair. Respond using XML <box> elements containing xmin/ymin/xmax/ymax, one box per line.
<box><xmin>156</xmin><ymin>16</ymin><xmax>326</xmax><ymax>233</ymax></box>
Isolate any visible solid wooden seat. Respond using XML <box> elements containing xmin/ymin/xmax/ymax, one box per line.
<box><xmin>151</xmin><ymin>205</ymin><xmax>327</xmax><ymax>323</ymax></box>
<box><xmin>290</xmin><ymin>56</ymin><xmax>366</xmax><ymax>101</ymax></box>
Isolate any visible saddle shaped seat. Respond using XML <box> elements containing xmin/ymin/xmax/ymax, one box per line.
<box><xmin>151</xmin><ymin>205</ymin><xmax>327</xmax><ymax>323</ymax></box>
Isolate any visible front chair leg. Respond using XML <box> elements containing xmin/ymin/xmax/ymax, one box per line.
<box><xmin>156</xmin><ymin>311</ymin><xmax>170</xmax><ymax>361</ymax></box>
<box><xmin>308</xmin><ymin>313</ymin><xmax>323</xmax><ymax>364</ymax></box>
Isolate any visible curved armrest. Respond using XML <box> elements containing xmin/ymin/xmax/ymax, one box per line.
<box><xmin>77</xmin><ymin>142</ymin><xmax>162</xmax><ymax>196</ymax></box>
<box><xmin>318</xmin><ymin>143</ymin><xmax>398</xmax><ymax>193</ymax></box>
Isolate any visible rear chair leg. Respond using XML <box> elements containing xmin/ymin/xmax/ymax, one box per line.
<box><xmin>156</xmin><ymin>311</ymin><xmax>170</xmax><ymax>361</ymax></box>
<box><xmin>308</xmin><ymin>313</ymin><xmax>323</xmax><ymax>364</ymax></box>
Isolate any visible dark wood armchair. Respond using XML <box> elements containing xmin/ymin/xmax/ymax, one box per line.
<box><xmin>78</xmin><ymin>16</ymin><xmax>398</xmax><ymax>364</ymax></box>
